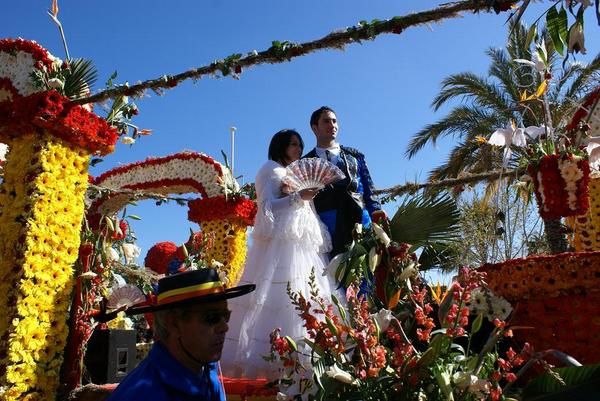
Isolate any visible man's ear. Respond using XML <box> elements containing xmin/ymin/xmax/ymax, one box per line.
<box><xmin>165</xmin><ymin>313</ymin><xmax>181</xmax><ymax>337</ymax></box>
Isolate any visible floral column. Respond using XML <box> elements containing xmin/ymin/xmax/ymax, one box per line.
<box><xmin>0</xmin><ymin>39</ymin><xmax>117</xmax><ymax>401</ymax></box>
<box><xmin>188</xmin><ymin>195</ymin><xmax>256</xmax><ymax>286</ymax></box>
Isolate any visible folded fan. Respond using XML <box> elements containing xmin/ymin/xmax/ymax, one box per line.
<box><xmin>107</xmin><ymin>284</ymin><xmax>146</xmax><ymax>309</ymax></box>
<box><xmin>281</xmin><ymin>157</ymin><xmax>345</xmax><ymax>194</ymax></box>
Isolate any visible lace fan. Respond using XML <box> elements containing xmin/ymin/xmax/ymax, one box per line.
<box><xmin>281</xmin><ymin>158</ymin><xmax>345</xmax><ymax>194</ymax></box>
<box><xmin>107</xmin><ymin>284</ymin><xmax>146</xmax><ymax>309</ymax></box>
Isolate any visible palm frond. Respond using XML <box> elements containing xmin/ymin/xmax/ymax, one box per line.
<box><xmin>405</xmin><ymin>105</ymin><xmax>500</xmax><ymax>159</ymax></box>
<box><xmin>390</xmin><ymin>193</ymin><xmax>461</xmax><ymax>248</ymax></box>
<box><xmin>432</xmin><ymin>73</ymin><xmax>513</xmax><ymax>116</ymax></box>
<box><xmin>417</xmin><ymin>243</ymin><xmax>460</xmax><ymax>271</ymax></box>
<box><xmin>62</xmin><ymin>58</ymin><xmax>98</xmax><ymax>100</ymax></box>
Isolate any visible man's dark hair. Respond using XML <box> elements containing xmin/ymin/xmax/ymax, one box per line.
<box><xmin>310</xmin><ymin>106</ymin><xmax>336</xmax><ymax>127</ymax></box>
<box><xmin>268</xmin><ymin>129</ymin><xmax>304</xmax><ymax>163</ymax></box>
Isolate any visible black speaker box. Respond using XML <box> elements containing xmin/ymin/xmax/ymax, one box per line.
<box><xmin>84</xmin><ymin>329</ymin><xmax>137</xmax><ymax>384</ymax></box>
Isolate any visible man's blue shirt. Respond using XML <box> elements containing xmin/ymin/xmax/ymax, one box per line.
<box><xmin>107</xmin><ymin>342</ymin><xmax>225</xmax><ymax>401</ymax></box>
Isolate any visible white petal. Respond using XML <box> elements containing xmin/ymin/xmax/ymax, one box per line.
<box><xmin>512</xmin><ymin>128</ymin><xmax>527</xmax><ymax>147</ymax></box>
<box><xmin>488</xmin><ymin>129</ymin><xmax>510</xmax><ymax>146</ymax></box>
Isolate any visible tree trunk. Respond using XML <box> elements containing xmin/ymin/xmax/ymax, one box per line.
<box><xmin>544</xmin><ymin>218</ymin><xmax>568</xmax><ymax>254</ymax></box>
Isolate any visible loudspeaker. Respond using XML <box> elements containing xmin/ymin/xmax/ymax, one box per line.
<box><xmin>84</xmin><ymin>329</ymin><xmax>137</xmax><ymax>384</ymax></box>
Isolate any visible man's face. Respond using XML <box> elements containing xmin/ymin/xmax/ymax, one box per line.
<box><xmin>311</xmin><ymin>111</ymin><xmax>338</xmax><ymax>146</ymax></box>
<box><xmin>174</xmin><ymin>300</ymin><xmax>230</xmax><ymax>364</ymax></box>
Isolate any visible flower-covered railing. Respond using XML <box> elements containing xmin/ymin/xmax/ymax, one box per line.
<box><xmin>480</xmin><ymin>251</ymin><xmax>600</xmax><ymax>364</ymax></box>
<box><xmin>88</xmin><ymin>151</ymin><xmax>256</xmax><ymax>286</ymax></box>
<box><xmin>0</xmin><ymin>39</ymin><xmax>118</xmax><ymax>401</ymax></box>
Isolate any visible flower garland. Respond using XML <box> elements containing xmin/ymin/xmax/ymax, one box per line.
<box><xmin>0</xmin><ymin>133</ymin><xmax>89</xmax><ymax>401</ymax></box>
<box><xmin>0</xmin><ymin>90</ymin><xmax>118</xmax><ymax>156</ymax></box>
<box><xmin>528</xmin><ymin>153</ymin><xmax>590</xmax><ymax>219</ymax></box>
<box><xmin>187</xmin><ymin>195</ymin><xmax>257</xmax><ymax>226</ymax></box>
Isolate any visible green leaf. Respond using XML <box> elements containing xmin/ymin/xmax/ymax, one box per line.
<box><xmin>284</xmin><ymin>335</ymin><xmax>298</xmax><ymax>352</ymax></box>
<box><xmin>471</xmin><ymin>313</ymin><xmax>484</xmax><ymax>335</ymax></box>
<box><xmin>127</xmin><ymin>215</ymin><xmax>142</xmax><ymax>221</ymax></box>
<box><xmin>525</xmin><ymin>23</ymin><xmax>538</xmax><ymax>49</ymax></box>
<box><xmin>546</xmin><ymin>6</ymin><xmax>566</xmax><ymax>56</ymax></box>
<box><xmin>390</xmin><ymin>193</ymin><xmax>461</xmax><ymax>247</ymax></box>
<box><xmin>522</xmin><ymin>363</ymin><xmax>600</xmax><ymax>400</ymax></box>
<box><xmin>62</xmin><ymin>58</ymin><xmax>98</xmax><ymax>99</ymax></box>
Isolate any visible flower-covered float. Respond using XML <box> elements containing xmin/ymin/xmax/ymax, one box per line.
<box><xmin>0</xmin><ymin>39</ymin><xmax>120</xmax><ymax>401</ymax></box>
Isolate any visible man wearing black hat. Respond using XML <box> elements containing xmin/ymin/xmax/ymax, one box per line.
<box><xmin>107</xmin><ymin>269</ymin><xmax>255</xmax><ymax>401</ymax></box>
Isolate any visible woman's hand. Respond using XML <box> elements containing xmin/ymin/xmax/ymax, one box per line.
<box><xmin>298</xmin><ymin>188</ymin><xmax>319</xmax><ymax>200</ymax></box>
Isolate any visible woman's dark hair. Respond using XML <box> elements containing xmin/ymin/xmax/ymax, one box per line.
<box><xmin>268</xmin><ymin>129</ymin><xmax>304</xmax><ymax>164</ymax></box>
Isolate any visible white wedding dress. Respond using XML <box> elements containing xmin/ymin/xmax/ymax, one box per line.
<box><xmin>221</xmin><ymin>160</ymin><xmax>336</xmax><ymax>380</ymax></box>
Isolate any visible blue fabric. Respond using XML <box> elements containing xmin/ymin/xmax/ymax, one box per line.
<box><xmin>107</xmin><ymin>342</ymin><xmax>225</xmax><ymax>401</ymax></box>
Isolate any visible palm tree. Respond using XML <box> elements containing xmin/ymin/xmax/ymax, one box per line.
<box><xmin>406</xmin><ymin>22</ymin><xmax>600</xmax><ymax>181</ymax></box>
<box><xmin>406</xmin><ymin>21</ymin><xmax>600</xmax><ymax>254</ymax></box>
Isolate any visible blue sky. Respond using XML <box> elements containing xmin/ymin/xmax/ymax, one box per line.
<box><xmin>3</xmin><ymin>1</ymin><xmax>599</xmax><ymax>266</ymax></box>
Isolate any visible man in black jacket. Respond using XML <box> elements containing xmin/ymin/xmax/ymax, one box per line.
<box><xmin>304</xmin><ymin>106</ymin><xmax>386</xmax><ymax>256</ymax></box>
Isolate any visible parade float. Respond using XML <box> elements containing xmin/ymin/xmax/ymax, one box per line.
<box><xmin>1</xmin><ymin>1</ymin><xmax>599</xmax><ymax>400</ymax></box>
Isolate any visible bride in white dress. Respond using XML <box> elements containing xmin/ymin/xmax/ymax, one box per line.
<box><xmin>222</xmin><ymin>129</ymin><xmax>336</xmax><ymax>380</ymax></box>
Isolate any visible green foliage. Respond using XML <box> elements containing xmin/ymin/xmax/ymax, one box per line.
<box><xmin>62</xmin><ymin>58</ymin><xmax>98</xmax><ymax>99</ymax></box>
<box><xmin>522</xmin><ymin>364</ymin><xmax>600</xmax><ymax>400</ymax></box>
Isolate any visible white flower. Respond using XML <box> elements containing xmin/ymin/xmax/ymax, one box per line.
<box><xmin>488</xmin><ymin>121</ymin><xmax>526</xmax><ymax>166</ymax></box>
<box><xmin>368</xmin><ymin>247</ymin><xmax>380</xmax><ymax>273</ymax></box>
<box><xmin>399</xmin><ymin>262</ymin><xmax>418</xmax><ymax>281</ymax></box>
<box><xmin>586</xmin><ymin>137</ymin><xmax>600</xmax><ymax>170</ymax></box>
<box><xmin>106</xmin><ymin>247</ymin><xmax>120</xmax><ymax>263</ymax></box>
<box><xmin>210</xmin><ymin>259</ymin><xmax>225</xmax><ymax>269</ymax></box>
<box><xmin>354</xmin><ymin>223</ymin><xmax>362</xmax><ymax>234</ymax></box>
<box><xmin>453</xmin><ymin>372</ymin><xmax>478</xmax><ymax>390</ymax></box>
<box><xmin>218</xmin><ymin>270</ymin><xmax>230</xmax><ymax>286</ymax></box>
<box><xmin>490</xmin><ymin>296</ymin><xmax>513</xmax><ymax>321</ymax></box>
<box><xmin>324</xmin><ymin>253</ymin><xmax>344</xmax><ymax>277</ymax></box>
<box><xmin>513</xmin><ymin>54</ymin><xmax>546</xmax><ymax>73</ymax></box>
<box><xmin>370</xmin><ymin>308</ymin><xmax>394</xmax><ymax>332</ymax></box>
<box><xmin>372</xmin><ymin>223</ymin><xmax>391</xmax><ymax>247</ymax></box>
<box><xmin>47</xmin><ymin>78</ymin><xmax>64</xmax><ymax>89</ymax></box>
<box><xmin>0</xmin><ymin>143</ymin><xmax>8</xmax><ymax>162</ymax></box>
<box><xmin>524</xmin><ymin>125</ymin><xmax>552</xmax><ymax>139</ymax></box>
<box><xmin>122</xmin><ymin>243</ymin><xmax>141</xmax><ymax>263</ymax></box>
<box><xmin>79</xmin><ymin>271</ymin><xmax>98</xmax><ymax>280</ymax></box>
<box><xmin>121</xmin><ymin>136</ymin><xmax>136</xmax><ymax>145</ymax></box>
<box><xmin>324</xmin><ymin>364</ymin><xmax>357</xmax><ymax>385</ymax></box>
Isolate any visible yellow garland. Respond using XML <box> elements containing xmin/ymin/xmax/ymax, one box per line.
<box><xmin>201</xmin><ymin>220</ymin><xmax>247</xmax><ymax>287</ymax></box>
<box><xmin>0</xmin><ymin>133</ymin><xmax>89</xmax><ymax>401</ymax></box>
<box><xmin>569</xmin><ymin>177</ymin><xmax>600</xmax><ymax>251</ymax></box>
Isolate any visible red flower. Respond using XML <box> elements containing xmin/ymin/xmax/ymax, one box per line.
<box><xmin>144</xmin><ymin>241</ymin><xmax>179</xmax><ymax>274</ymax></box>
<box><xmin>188</xmin><ymin>195</ymin><xmax>257</xmax><ymax>225</ymax></box>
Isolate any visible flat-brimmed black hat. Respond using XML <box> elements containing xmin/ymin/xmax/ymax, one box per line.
<box><xmin>127</xmin><ymin>268</ymin><xmax>255</xmax><ymax>315</ymax></box>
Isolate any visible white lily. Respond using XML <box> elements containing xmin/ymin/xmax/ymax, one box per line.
<box><xmin>488</xmin><ymin>121</ymin><xmax>526</xmax><ymax>166</ymax></box>
<box><xmin>370</xmin><ymin>308</ymin><xmax>394</xmax><ymax>332</ymax></box>
<box><xmin>372</xmin><ymin>222</ymin><xmax>391</xmax><ymax>247</ymax></box>
<box><xmin>325</xmin><ymin>364</ymin><xmax>357</xmax><ymax>385</ymax></box>
<box><xmin>368</xmin><ymin>247</ymin><xmax>380</xmax><ymax>273</ymax></box>
<box><xmin>47</xmin><ymin>77</ymin><xmax>64</xmax><ymax>89</ymax></box>
<box><xmin>399</xmin><ymin>262</ymin><xmax>418</xmax><ymax>281</ymax></box>
<box><xmin>106</xmin><ymin>247</ymin><xmax>120</xmax><ymax>263</ymax></box>
<box><xmin>524</xmin><ymin>124</ymin><xmax>552</xmax><ymax>140</ymax></box>
<box><xmin>513</xmin><ymin>53</ymin><xmax>546</xmax><ymax>73</ymax></box>
<box><xmin>324</xmin><ymin>253</ymin><xmax>344</xmax><ymax>277</ymax></box>
<box><xmin>122</xmin><ymin>243</ymin><xmax>141</xmax><ymax>264</ymax></box>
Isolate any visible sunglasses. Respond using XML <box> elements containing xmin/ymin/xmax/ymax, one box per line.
<box><xmin>196</xmin><ymin>309</ymin><xmax>232</xmax><ymax>326</ymax></box>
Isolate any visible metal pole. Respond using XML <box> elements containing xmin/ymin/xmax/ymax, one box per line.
<box><xmin>230</xmin><ymin>126</ymin><xmax>237</xmax><ymax>176</ymax></box>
